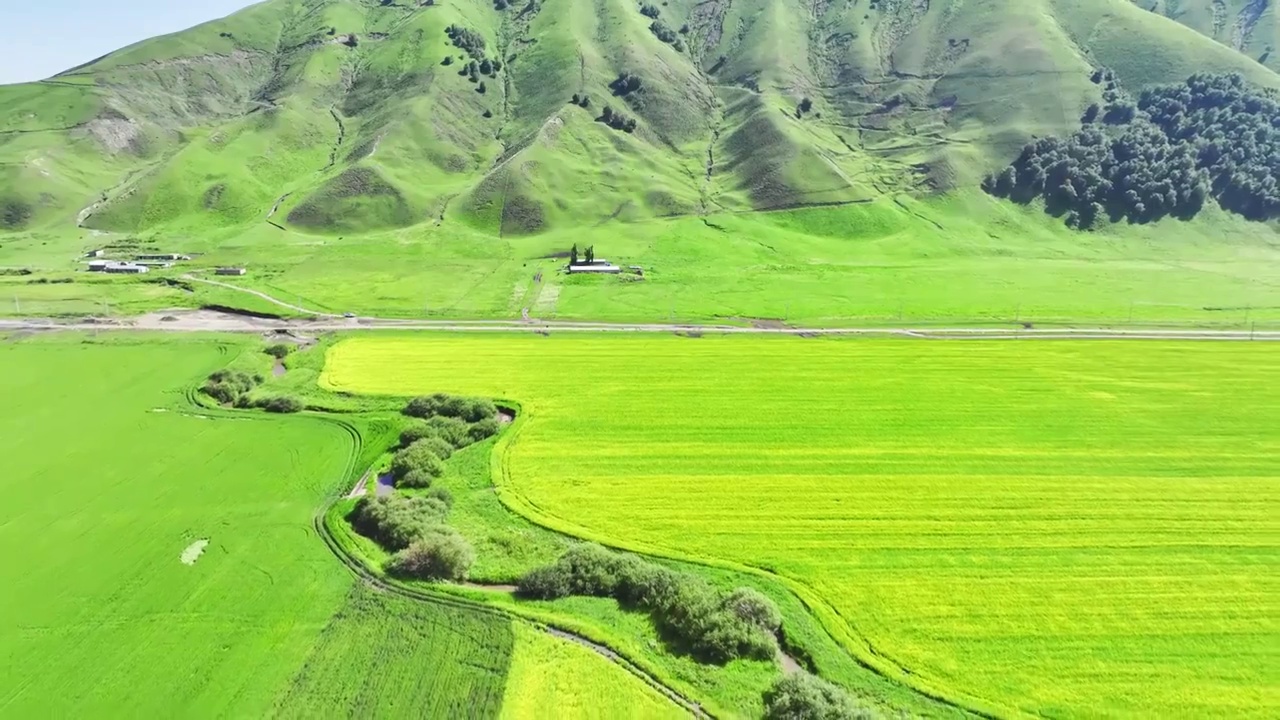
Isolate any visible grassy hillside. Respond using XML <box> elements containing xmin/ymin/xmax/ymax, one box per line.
<box><xmin>1134</xmin><ymin>0</ymin><xmax>1279</xmax><ymax>72</ymax></box>
<box><xmin>5</xmin><ymin>0</ymin><xmax>1280</xmax><ymax>240</ymax></box>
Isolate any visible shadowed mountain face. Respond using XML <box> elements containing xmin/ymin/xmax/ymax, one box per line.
<box><xmin>2</xmin><ymin>0</ymin><xmax>1278</xmax><ymax>236</ymax></box>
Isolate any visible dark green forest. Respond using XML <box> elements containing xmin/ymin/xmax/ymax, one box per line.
<box><xmin>984</xmin><ymin>73</ymin><xmax>1280</xmax><ymax>228</ymax></box>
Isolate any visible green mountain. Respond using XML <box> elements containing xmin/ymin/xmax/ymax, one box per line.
<box><xmin>2</xmin><ymin>0</ymin><xmax>1279</xmax><ymax>238</ymax></box>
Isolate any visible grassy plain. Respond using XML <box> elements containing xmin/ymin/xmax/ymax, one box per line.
<box><xmin>0</xmin><ymin>336</ymin><xmax>356</xmax><ymax>716</ymax></box>
<box><xmin>325</xmin><ymin>334</ymin><xmax>1280</xmax><ymax>718</ymax></box>
<box><xmin>5</xmin><ymin>192</ymin><xmax>1280</xmax><ymax>327</ymax></box>
<box><xmin>500</xmin><ymin>623</ymin><xmax>687</xmax><ymax>720</ymax></box>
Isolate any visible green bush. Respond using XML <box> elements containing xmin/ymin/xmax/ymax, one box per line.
<box><xmin>398</xmin><ymin>422</ymin><xmax>437</xmax><ymax>447</ymax></box>
<box><xmin>260</xmin><ymin>395</ymin><xmax>303</xmax><ymax>414</ymax></box>
<box><xmin>427</xmin><ymin>416</ymin><xmax>473</xmax><ymax>448</ymax></box>
<box><xmin>517</xmin><ymin>544</ymin><xmax>781</xmax><ymax>663</ymax></box>
<box><xmin>391</xmin><ymin>441</ymin><xmax>445</xmax><ymax>484</ymax></box>
<box><xmin>404</xmin><ymin>393</ymin><xmax>497</xmax><ymax>423</ymax></box>
<box><xmin>203</xmin><ymin>370</ymin><xmax>259</xmax><ymax>405</ymax></box>
<box><xmin>203</xmin><ymin>380</ymin><xmax>237</xmax><ymax>404</ymax></box>
<box><xmin>425</xmin><ymin>486</ymin><xmax>454</xmax><ymax>509</ymax></box>
<box><xmin>399</xmin><ymin>469</ymin><xmax>436</xmax><ymax>489</ymax></box>
<box><xmin>517</xmin><ymin>564</ymin><xmax>575</xmax><ymax>599</ymax></box>
<box><xmin>350</xmin><ymin>495</ymin><xmax>450</xmax><ymax>550</ymax></box>
<box><xmin>468</xmin><ymin>417</ymin><xmax>501</xmax><ymax>442</ymax></box>
<box><xmin>387</xmin><ymin>528</ymin><xmax>475</xmax><ymax>581</ymax></box>
<box><xmin>389</xmin><ymin>440</ymin><xmax>445</xmax><ymax>474</ymax></box>
<box><xmin>762</xmin><ymin>673</ymin><xmax>871</xmax><ymax>720</ymax></box>
<box><xmin>264</xmin><ymin>344</ymin><xmax>292</xmax><ymax>359</ymax></box>
<box><xmin>414</xmin><ymin>435</ymin><xmax>454</xmax><ymax>460</ymax></box>
<box><xmin>722</xmin><ymin>587</ymin><xmax>783</xmax><ymax>633</ymax></box>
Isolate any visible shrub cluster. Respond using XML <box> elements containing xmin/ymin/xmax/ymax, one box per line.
<box><xmin>264</xmin><ymin>343</ymin><xmax>292</xmax><ymax>359</ymax></box>
<box><xmin>610</xmin><ymin>72</ymin><xmax>643</xmax><ymax>97</ymax></box>
<box><xmin>388</xmin><ymin>529</ymin><xmax>476</xmax><ymax>581</ymax></box>
<box><xmin>762</xmin><ymin>673</ymin><xmax>872</xmax><ymax>720</ymax></box>
<box><xmin>445</xmin><ymin>25</ymin><xmax>486</xmax><ymax>59</ymax></box>
<box><xmin>350</xmin><ymin>495</ymin><xmax>450</xmax><ymax>550</ymax></box>
<box><xmin>649</xmin><ymin>21</ymin><xmax>684</xmax><ymax>51</ymax></box>
<box><xmin>391</xmin><ymin>440</ymin><xmax>447</xmax><ymax>489</ymax></box>
<box><xmin>1</xmin><ymin>198</ymin><xmax>33</xmax><ymax>229</ymax></box>
<box><xmin>404</xmin><ymin>393</ymin><xmax>497</xmax><ymax>423</ymax></box>
<box><xmin>985</xmin><ymin>72</ymin><xmax>1280</xmax><ymax>227</ymax></box>
<box><xmin>350</xmin><ymin>494</ymin><xmax>474</xmax><ymax>580</ymax></box>
<box><xmin>600</xmin><ymin>106</ymin><xmax>638</xmax><ymax>133</ymax></box>
<box><xmin>203</xmin><ymin>370</ymin><xmax>260</xmax><ymax>405</ymax></box>
<box><xmin>518</xmin><ymin>544</ymin><xmax>781</xmax><ymax>663</ymax></box>
<box><xmin>259</xmin><ymin>395</ymin><xmax>303</xmax><ymax>414</ymax></box>
<box><xmin>570</xmin><ymin>93</ymin><xmax>592</xmax><ymax>109</ymax></box>
<box><xmin>639</xmin><ymin>2</ymin><xmax>660</xmax><ymax>18</ymax></box>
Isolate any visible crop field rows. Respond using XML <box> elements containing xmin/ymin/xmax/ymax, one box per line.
<box><xmin>324</xmin><ymin>334</ymin><xmax>1280</xmax><ymax>718</ymax></box>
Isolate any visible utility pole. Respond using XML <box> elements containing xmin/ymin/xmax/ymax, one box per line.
<box><xmin>13</xmin><ymin>295</ymin><xmax>18</xmax><ymax>315</ymax></box>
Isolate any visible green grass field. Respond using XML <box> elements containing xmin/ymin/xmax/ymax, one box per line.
<box><xmin>0</xmin><ymin>336</ymin><xmax>356</xmax><ymax>715</ymax></box>
<box><xmin>273</xmin><ymin>586</ymin><xmax>515</xmax><ymax>718</ymax></box>
<box><xmin>324</xmin><ymin>334</ymin><xmax>1280</xmax><ymax>718</ymax></box>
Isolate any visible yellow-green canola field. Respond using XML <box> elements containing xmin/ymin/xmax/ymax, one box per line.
<box><xmin>500</xmin><ymin>623</ymin><xmax>687</xmax><ymax>720</ymax></box>
<box><xmin>325</xmin><ymin>334</ymin><xmax>1280</xmax><ymax>718</ymax></box>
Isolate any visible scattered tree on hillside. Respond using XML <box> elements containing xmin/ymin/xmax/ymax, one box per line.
<box><xmin>985</xmin><ymin>72</ymin><xmax>1280</xmax><ymax>227</ymax></box>
<box><xmin>442</xmin><ymin>55</ymin><xmax>454</xmax><ymax>66</ymax></box>
<box><xmin>479</xmin><ymin>58</ymin><xmax>493</xmax><ymax>75</ymax></box>
<box><xmin>610</xmin><ymin>72</ymin><xmax>643</xmax><ymax>96</ymax></box>
<box><xmin>570</xmin><ymin>243</ymin><xmax>579</xmax><ymax>264</ymax></box>
<box><xmin>585</xmin><ymin>245</ymin><xmax>595</xmax><ymax>263</ymax></box>
<box><xmin>598</xmin><ymin>106</ymin><xmax>638</xmax><ymax>133</ymax></box>
<box><xmin>649</xmin><ymin>21</ymin><xmax>684</xmax><ymax>51</ymax></box>
<box><xmin>0</xmin><ymin>199</ymin><xmax>33</xmax><ymax>229</ymax></box>
<box><xmin>640</xmin><ymin>2</ymin><xmax>660</xmax><ymax>18</ymax></box>
<box><xmin>445</xmin><ymin>25</ymin><xmax>486</xmax><ymax>59</ymax></box>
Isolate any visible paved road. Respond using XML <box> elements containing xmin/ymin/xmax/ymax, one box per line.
<box><xmin>2</xmin><ymin>312</ymin><xmax>1277</xmax><ymax>341</ymax></box>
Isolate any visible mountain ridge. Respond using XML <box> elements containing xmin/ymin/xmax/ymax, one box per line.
<box><xmin>3</xmin><ymin>0</ymin><xmax>1280</xmax><ymax>238</ymax></box>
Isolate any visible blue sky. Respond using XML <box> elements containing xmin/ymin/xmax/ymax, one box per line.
<box><xmin>1</xmin><ymin>0</ymin><xmax>260</xmax><ymax>85</ymax></box>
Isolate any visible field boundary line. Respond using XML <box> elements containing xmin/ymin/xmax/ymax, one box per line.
<box><xmin>486</xmin><ymin>404</ymin><xmax>1018</xmax><ymax>720</ymax></box>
